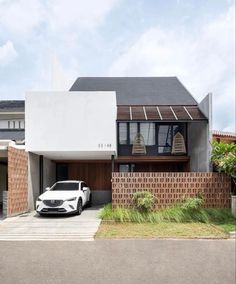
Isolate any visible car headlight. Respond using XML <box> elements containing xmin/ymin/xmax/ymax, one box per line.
<box><xmin>66</xmin><ymin>197</ymin><xmax>77</xmax><ymax>202</ymax></box>
<box><xmin>37</xmin><ymin>197</ymin><xmax>42</xmax><ymax>202</ymax></box>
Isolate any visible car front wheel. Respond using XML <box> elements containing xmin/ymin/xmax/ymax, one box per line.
<box><xmin>77</xmin><ymin>199</ymin><xmax>83</xmax><ymax>215</ymax></box>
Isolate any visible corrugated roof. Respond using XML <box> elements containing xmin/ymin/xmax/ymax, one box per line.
<box><xmin>0</xmin><ymin>100</ymin><xmax>25</xmax><ymax>112</ymax></box>
<box><xmin>70</xmin><ymin>77</ymin><xmax>198</xmax><ymax>106</ymax></box>
<box><xmin>117</xmin><ymin>105</ymin><xmax>207</xmax><ymax>121</ymax></box>
<box><xmin>0</xmin><ymin>129</ymin><xmax>25</xmax><ymax>141</ymax></box>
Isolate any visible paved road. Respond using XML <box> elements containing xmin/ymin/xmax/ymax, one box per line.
<box><xmin>0</xmin><ymin>239</ymin><xmax>235</xmax><ymax>284</ymax></box>
<box><xmin>0</xmin><ymin>207</ymin><xmax>101</xmax><ymax>241</ymax></box>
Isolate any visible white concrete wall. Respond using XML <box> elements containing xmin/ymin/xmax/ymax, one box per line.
<box><xmin>25</xmin><ymin>91</ymin><xmax>117</xmax><ymax>160</ymax></box>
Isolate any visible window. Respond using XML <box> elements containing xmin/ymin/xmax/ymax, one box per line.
<box><xmin>119</xmin><ymin>123</ymin><xmax>127</xmax><ymax>144</ymax></box>
<box><xmin>8</xmin><ymin>121</ymin><xmax>10</xmax><ymax>128</ymax></box>
<box><xmin>158</xmin><ymin>125</ymin><xmax>172</xmax><ymax>153</ymax></box>
<box><xmin>140</xmin><ymin>123</ymin><xmax>155</xmax><ymax>145</ymax></box>
<box><xmin>119</xmin><ymin>164</ymin><xmax>135</xmax><ymax>172</ymax></box>
<box><xmin>117</xmin><ymin>122</ymin><xmax>186</xmax><ymax>155</ymax></box>
<box><xmin>129</xmin><ymin>123</ymin><xmax>138</xmax><ymax>144</ymax></box>
<box><xmin>19</xmin><ymin>121</ymin><xmax>21</xmax><ymax>129</ymax></box>
<box><xmin>13</xmin><ymin>121</ymin><xmax>15</xmax><ymax>128</ymax></box>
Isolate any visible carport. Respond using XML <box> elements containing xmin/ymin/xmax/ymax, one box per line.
<box><xmin>26</xmin><ymin>91</ymin><xmax>117</xmax><ymax>211</ymax></box>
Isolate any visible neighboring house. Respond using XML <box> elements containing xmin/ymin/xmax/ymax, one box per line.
<box><xmin>0</xmin><ymin>101</ymin><xmax>25</xmax><ymax>215</ymax></box>
<box><xmin>212</xmin><ymin>130</ymin><xmax>236</xmax><ymax>144</ymax></box>
<box><xmin>0</xmin><ymin>100</ymin><xmax>25</xmax><ymax>142</ymax></box>
<box><xmin>25</xmin><ymin>77</ymin><xmax>212</xmax><ymax>207</ymax></box>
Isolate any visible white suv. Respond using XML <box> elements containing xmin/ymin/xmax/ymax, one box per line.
<box><xmin>36</xmin><ymin>180</ymin><xmax>92</xmax><ymax>215</ymax></box>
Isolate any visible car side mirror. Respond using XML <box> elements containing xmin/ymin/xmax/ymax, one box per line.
<box><xmin>83</xmin><ymin>187</ymin><xmax>89</xmax><ymax>191</ymax></box>
<box><xmin>45</xmin><ymin>187</ymin><xmax>50</xmax><ymax>191</ymax></box>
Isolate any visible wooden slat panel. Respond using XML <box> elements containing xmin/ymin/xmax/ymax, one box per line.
<box><xmin>145</xmin><ymin>106</ymin><xmax>161</xmax><ymax>120</ymax></box>
<box><xmin>117</xmin><ymin>105</ymin><xmax>207</xmax><ymax>121</ymax></box>
<box><xmin>186</xmin><ymin>106</ymin><xmax>206</xmax><ymax>120</ymax></box>
<box><xmin>131</xmin><ymin>106</ymin><xmax>145</xmax><ymax>120</ymax></box>
<box><xmin>158</xmin><ymin>106</ymin><xmax>175</xmax><ymax>120</ymax></box>
<box><xmin>172</xmin><ymin>106</ymin><xmax>190</xmax><ymax>120</ymax></box>
<box><xmin>68</xmin><ymin>162</ymin><xmax>111</xmax><ymax>191</ymax></box>
<box><xmin>117</xmin><ymin>106</ymin><xmax>130</xmax><ymax>120</ymax></box>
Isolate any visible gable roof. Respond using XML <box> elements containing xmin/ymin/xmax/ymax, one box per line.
<box><xmin>70</xmin><ymin>77</ymin><xmax>198</xmax><ymax>106</ymax></box>
<box><xmin>0</xmin><ymin>100</ymin><xmax>25</xmax><ymax>112</ymax></box>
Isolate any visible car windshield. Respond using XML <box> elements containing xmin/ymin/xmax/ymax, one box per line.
<box><xmin>51</xmin><ymin>182</ymin><xmax>79</xmax><ymax>191</ymax></box>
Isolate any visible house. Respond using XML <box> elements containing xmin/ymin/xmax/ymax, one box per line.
<box><xmin>25</xmin><ymin>77</ymin><xmax>212</xmax><ymax>208</ymax></box>
<box><xmin>0</xmin><ymin>100</ymin><xmax>25</xmax><ymax>216</ymax></box>
<box><xmin>212</xmin><ymin>130</ymin><xmax>236</xmax><ymax>144</ymax></box>
<box><xmin>0</xmin><ymin>100</ymin><xmax>25</xmax><ymax>142</ymax></box>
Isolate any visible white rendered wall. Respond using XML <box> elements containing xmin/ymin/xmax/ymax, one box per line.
<box><xmin>25</xmin><ymin>91</ymin><xmax>117</xmax><ymax>160</ymax></box>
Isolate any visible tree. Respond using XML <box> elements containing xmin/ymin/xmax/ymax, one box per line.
<box><xmin>211</xmin><ymin>141</ymin><xmax>236</xmax><ymax>193</ymax></box>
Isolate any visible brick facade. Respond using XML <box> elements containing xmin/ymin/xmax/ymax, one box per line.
<box><xmin>7</xmin><ymin>146</ymin><xmax>28</xmax><ymax>216</ymax></box>
<box><xmin>112</xmin><ymin>172</ymin><xmax>231</xmax><ymax>209</ymax></box>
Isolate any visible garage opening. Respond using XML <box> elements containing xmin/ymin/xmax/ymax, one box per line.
<box><xmin>56</xmin><ymin>162</ymin><xmax>112</xmax><ymax>205</ymax></box>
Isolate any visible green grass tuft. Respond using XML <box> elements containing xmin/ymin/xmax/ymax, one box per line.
<box><xmin>100</xmin><ymin>203</ymin><xmax>236</xmax><ymax>225</ymax></box>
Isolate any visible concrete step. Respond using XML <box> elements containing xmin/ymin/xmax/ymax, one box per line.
<box><xmin>0</xmin><ymin>233</ymin><xmax>96</xmax><ymax>241</ymax></box>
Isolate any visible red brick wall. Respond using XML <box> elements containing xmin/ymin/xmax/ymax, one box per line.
<box><xmin>8</xmin><ymin>146</ymin><xmax>28</xmax><ymax>216</ymax></box>
<box><xmin>112</xmin><ymin>172</ymin><xmax>231</xmax><ymax>209</ymax></box>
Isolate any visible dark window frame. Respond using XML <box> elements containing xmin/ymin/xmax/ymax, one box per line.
<box><xmin>117</xmin><ymin>121</ymin><xmax>187</xmax><ymax>155</ymax></box>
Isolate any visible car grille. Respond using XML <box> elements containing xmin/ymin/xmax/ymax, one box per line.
<box><xmin>43</xmin><ymin>200</ymin><xmax>64</xmax><ymax>207</ymax></box>
<box><xmin>41</xmin><ymin>208</ymin><xmax>67</xmax><ymax>213</ymax></box>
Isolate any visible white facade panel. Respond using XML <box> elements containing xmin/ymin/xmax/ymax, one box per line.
<box><xmin>25</xmin><ymin>91</ymin><xmax>117</xmax><ymax>159</ymax></box>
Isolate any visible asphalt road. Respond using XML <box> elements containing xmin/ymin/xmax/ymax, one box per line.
<box><xmin>0</xmin><ymin>239</ymin><xmax>235</xmax><ymax>284</ymax></box>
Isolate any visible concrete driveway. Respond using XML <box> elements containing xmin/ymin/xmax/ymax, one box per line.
<box><xmin>0</xmin><ymin>239</ymin><xmax>235</xmax><ymax>284</ymax></box>
<box><xmin>0</xmin><ymin>206</ymin><xmax>101</xmax><ymax>241</ymax></box>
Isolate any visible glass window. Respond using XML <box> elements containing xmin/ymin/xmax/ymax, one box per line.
<box><xmin>119</xmin><ymin>164</ymin><xmax>135</xmax><ymax>172</ymax></box>
<box><xmin>140</xmin><ymin>123</ymin><xmax>155</xmax><ymax>145</ymax></box>
<box><xmin>129</xmin><ymin>123</ymin><xmax>138</xmax><ymax>144</ymax></box>
<box><xmin>51</xmin><ymin>182</ymin><xmax>79</xmax><ymax>191</ymax></box>
<box><xmin>119</xmin><ymin>123</ymin><xmax>127</xmax><ymax>144</ymax></box>
<box><xmin>119</xmin><ymin>164</ymin><xmax>130</xmax><ymax>172</ymax></box>
<box><xmin>158</xmin><ymin>125</ymin><xmax>172</xmax><ymax>153</ymax></box>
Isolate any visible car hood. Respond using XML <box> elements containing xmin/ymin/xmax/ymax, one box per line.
<box><xmin>39</xmin><ymin>191</ymin><xmax>79</xmax><ymax>200</ymax></box>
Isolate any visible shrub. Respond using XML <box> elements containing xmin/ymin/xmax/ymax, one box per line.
<box><xmin>132</xmin><ymin>191</ymin><xmax>155</xmax><ymax>213</ymax></box>
<box><xmin>180</xmin><ymin>196</ymin><xmax>204</xmax><ymax>210</ymax></box>
<box><xmin>211</xmin><ymin>141</ymin><xmax>236</xmax><ymax>193</ymax></box>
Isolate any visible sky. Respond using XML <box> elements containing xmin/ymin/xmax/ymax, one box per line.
<box><xmin>0</xmin><ymin>0</ymin><xmax>235</xmax><ymax>132</ymax></box>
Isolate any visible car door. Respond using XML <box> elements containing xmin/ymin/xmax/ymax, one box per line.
<box><xmin>81</xmin><ymin>182</ymin><xmax>89</xmax><ymax>203</ymax></box>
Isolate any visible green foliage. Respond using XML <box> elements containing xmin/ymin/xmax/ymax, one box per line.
<box><xmin>100</xmin><ymin>202</ymin><xmax>235</xmax><ymax>224</ymax></box>
<box><xmin>211</xmin><ymin>141</ymin><xmax>236</xmax><ymax>179</ymax></box>
<box><xmin>132</xmin><ymin>191</ymin><xmax>155</xmax><ymax>213</ymax></box>
<box><xmin>180</xmin><ymin>196</ymin><xmax>204</xmax><ymax>210</ymax></box>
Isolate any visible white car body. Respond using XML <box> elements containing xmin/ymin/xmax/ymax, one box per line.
<box><xmin>36</xmin><ymin>180</ymin><xmax>91</xmax><ymax>215</ymax></box>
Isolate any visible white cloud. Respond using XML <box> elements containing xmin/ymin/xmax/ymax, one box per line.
<box><xmin>0</xmin><ymin>0</ymin><xmax>119</xmax><ymax>37</ymax></box>
<box><xmin>0</xmin><ymin>0</ymin><xmax>45</xmax><ymax>35</ymax></box>
<box><xmin>0</xmin><ymin>40</ymin><xmax>17</xmax><ymax>66</ymax></box>
<box><xmin>47</xmin><ymin>0</ymin><xmax>119</xmax><ymax>31</ymax></box>
<box><xmin>108</xmin><ymin>5</ymin><xmax>235</xmax><ymax>131</ymax></box>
